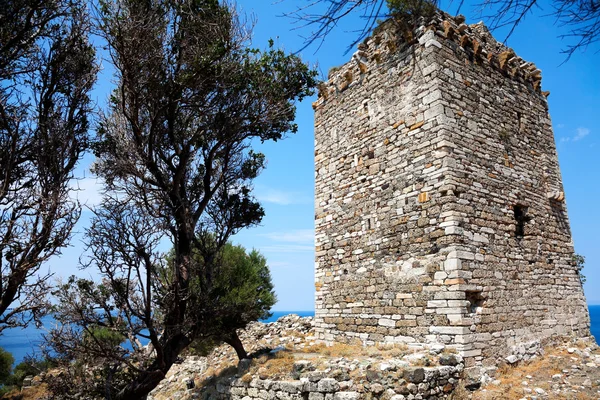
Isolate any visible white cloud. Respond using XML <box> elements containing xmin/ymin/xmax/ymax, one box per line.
<box><xmin>260</xmin><ymin>244</ymin><xmax>314</xmax><ymax>254</ymax></box>
<box><xmin>70</xmin><ymin>177</ymin><xmax>104</xmax><ymax>208</ymax></box>
<box><xmin>260</xmin><ymin>229</ymin><xmax>314</xmax><ymax>244</ymax></box>
<box><xmin>258</xmin><ymin>229</ymin><xmax>314</xmax><ymax>254</ymax></box>
<box><xmin>573</xmin><ymin>127</ymin><xmax>591</xmax><ymax>141</ymax></box>
<box><xmin>255</xmin><ymin>187</ymin><xmax>312</xmax><ymax>205</ymax></box>
<box><xmin>559</xmin><ymin>127</ymin><xmax>591</xmax><ymax>143</ymax></box>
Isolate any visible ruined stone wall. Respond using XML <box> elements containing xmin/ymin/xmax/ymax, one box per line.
<box><xmin>198</xmin><ymin>362</ymin><xmax>464</xmax><ymax>400</ymax></box>
<box><xmin>313</xmin><ymin>12</ymin><xmax>590</xmax><ymax>370</ymax></box>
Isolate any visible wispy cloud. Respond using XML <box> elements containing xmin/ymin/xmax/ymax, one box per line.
<box><xmin>255</xmin><ymin>187</ymin><xmax>312</xmax><ymax>205</ymax></box>
<box><xmin>260</xmin><ymin>229</ymin><xmax>314</xmax><ymax>244</ymax></box>
<box><xmin>258</xmin><ymin>229</ymin><xmax>314</xmax><ymax>254</ymax></box>
<box><xmin>573</xmin><ymin>127</ymin><xmax>590</xmax><ymax>141</ymax></box>
<box><xmin>560</xmin><ymin>126</ymin><xmax>591</xmax><ymax>143</ymax></box>
<box><xmin>70</xmin><ymin>177</ymin><xmax>104</xmax><ymax>208</ymax></box>
<box><xmin>261</xmin><ymin>244</ymin><xmax>314</xmax><ymax>254</ymax></box>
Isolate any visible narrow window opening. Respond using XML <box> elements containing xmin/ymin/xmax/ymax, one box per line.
<box><xmin>366</xmin><ymin>219</ymin><xmax>371</xmax><ymax>230</ymax></box>
<box><xmin>343</xmin><ymin>269</ymin><xmax>348</xmax><ymax>275</ymax></box>
<box><xmin>429</xmin><ymin>243</ymin><xmax>439</xmax><ymax>254</ymax></box>
<box><xmin>514</xmin><ymin>205</ymin><xmax>532</xmax><ymax>239</ymax></box>
<box><xmin>517</xmin><ymin>111</ymin><xmax>522</xmax><ymax>132</ymax></box>
<box><xmin>466</xmin><ymin>291</ymin><xmax>484</xmax><ymax>314</ymax></box>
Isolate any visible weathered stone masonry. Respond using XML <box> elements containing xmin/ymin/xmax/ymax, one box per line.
<box><xmin>313</xmin><ymin>12</ymin><xmax>590</xmax><ymax>371</ymax></box>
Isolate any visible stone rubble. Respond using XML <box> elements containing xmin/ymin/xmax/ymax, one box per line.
<box><xmin>473</xmin><ymin>339</ymin><xmax>600</xmax><ymax>399</ymax></box>
<box><xmin>148</xmin><ymin>315</ymin><xmax>465</xmax><ymax>400</ymax></box>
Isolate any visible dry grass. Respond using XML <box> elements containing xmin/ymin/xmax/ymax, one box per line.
<box><xmin>473</xmin><ymin>345</ymin><xmax>598</xmax><ymax>400</ymax></box>
<box><xmin>1</xmin><ymin>384</ymin><xmax>50</xmax><ymax>400</ymax></box>
<box><xmin>250</xmin><ymin>351</ymin><xmax>296</xmax><ymax>379</ymax></box>
<box><xmin>300</xmin><ymin>342</ymin><xmax>410</xmax><ymax>359</ymax></box>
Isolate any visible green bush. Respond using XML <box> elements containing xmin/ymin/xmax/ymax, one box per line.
<box><xmin>181</xmin><ymin>241</ymin><xmax>276</xmax><ymax>359</ymax></box>
<box><xmin>84</xmin><ymin>326</ymin><xmax>126</xmax><ymax>349</ymax></box>
<box><xmin>387</xmin><ymin>0</ymin><xmax>436</xmax><ymax>19</ymax></box>
<box><xmin>5</xmin><ymin>355</ymin><xmax>57</xmax><ymax>388</ymax></box>
<box><xmin>0</xmin><ymin>347</ymin><xmax>13</xmax><ymax>384</ymax></box>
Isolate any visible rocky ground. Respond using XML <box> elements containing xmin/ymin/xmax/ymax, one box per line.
<box><xmin>5</xmin><ymin>315</ymin><xmax>599</xmax><ymax>399</ymax></box>
<box><xmin>149</xmin><ymin>315</ymin><xmax>464</xmax><ymax>399</ymax></box>
<box><xmin>148</xmin><ymin>316</ymin><xmax>600</xmax><ymax>400</ymax></box>
<box><xmin>472</xmin><ymin>339</ymin><xmax>600</xmax><ymax>400</ymax></box>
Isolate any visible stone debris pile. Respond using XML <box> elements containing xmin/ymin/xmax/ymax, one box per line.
<box><xmin>473</xmin><ymin>339</ymin><xmax>600</xmax><ymax>400</ymax></box>
<box><xmin>148</xmin><ymin>315</ymin><xmax>465</xmax><ymax>400</ymax></box>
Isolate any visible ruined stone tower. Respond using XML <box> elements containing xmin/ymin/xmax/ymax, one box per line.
<box><xmin>313</xmin><ymin>12</ymin><xmax>590</xmax><ymax>368</ymax></box>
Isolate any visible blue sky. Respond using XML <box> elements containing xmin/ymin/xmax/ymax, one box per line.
<box><xmin>57</xmin><ymin>0</ymin><xmax>600</xmax><ymax>311</ymax></box>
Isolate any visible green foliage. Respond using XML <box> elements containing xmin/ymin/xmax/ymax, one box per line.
<box><xmin>213</xmin><ymin>244</ymin><xmax>276</xmax><ymax>321</ymax></box>
<box><xmin>186</xmin><ymin>242</ymin><xmax>276</xmax><ymax>352</ymax></box>
<box><xmin>0</xmin><ymin>347</ymin><xmax>14</xmax><ymax>384</ymax></box>
<box><xmin>45</xmin><ymin>0</ymin><xmax>314</xmax><ymax>395</ymax></box>
<box><xmin>387</xmin><ymin>0</ymin><xmax>436</xmax><ymax>20</ymax></box>
<box><xmin>4</xmin><ymin>355</ymin><xmax>56</xmax><ymax>388</ymax></box>
<box><xmin>188</xmin><ymin>336</ymin><xmax>220</xmax><ymax>357</ymax></box>
<box><xmin>84</xmin><ymin>326</ymin><xmax>126</xmax><ymax>349</ymax></box>
<box><xmin>574</xmin><ymin>254</ymin><xmax>586</xmax><ymax>285</ymax></box>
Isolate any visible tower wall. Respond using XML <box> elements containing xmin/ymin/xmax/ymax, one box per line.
<box><xmin>313</xmin><ymin>13</ymin><xmax>590</xmax><ymax>367</ymax></box>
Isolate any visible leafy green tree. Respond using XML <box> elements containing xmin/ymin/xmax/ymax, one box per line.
<box><xmin>574</xmin><ymin>254</ymin><xmax>586</xmax><ymax>285</ymax></box>
<box><xmin>0</xmin><ymin>347</ymin><xmax>13</xmax><ymax>384</ymax></box>
<box><xmin>46</xmin><ymin>0</ymin><xmax>316</xmax><ymax>398</ymax></box>
<box><xmin>188</xmin><ymin>242</ymin><xmax>276</xmax><ymax>360</ymax></box>
<box><xmin>5</xmin><ymin>355</ymin><xmax>56</xmax><ymax>388</ymax></box>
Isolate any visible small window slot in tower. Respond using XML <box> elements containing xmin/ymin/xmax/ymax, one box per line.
<box><xmin>517</xmin><ymin>111</ymin><xmax>522</xmax><ymax>132</ymax></box>
<box><xmin>514</xmin><ymin>205</ymin><xmax>532</xmax><ymax>239</ymax></box>
<box><xmin>466</xmin><ymin>291</ymin><xmax>484</xmax><ymax>314</ymax></box>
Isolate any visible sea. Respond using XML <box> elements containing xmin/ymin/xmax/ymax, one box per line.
<box><xmin>1</xmin><ymin>307</ymin><xmax>598</xmax><ymax>366</ymax></box>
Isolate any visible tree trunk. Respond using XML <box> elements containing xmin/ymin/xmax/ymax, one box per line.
<box><xmin>114</xmin><ymin>333</ymin><xmax>191</xmax><ymax>400</ymax></box>
<box><xmin>224</xmin><ymin>331</ymin><xmax>248</xmax><ymax>360</ymax></box>
<box><xmin>114</xmin><ymin>369</ymin><xmax>165</xmax><ymax>400</ymax></box>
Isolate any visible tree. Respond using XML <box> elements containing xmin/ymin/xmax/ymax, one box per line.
<box><xmin>0</xmin><ymin>347</ymin><xmax>13</xmax><ymax>385</ymax></box>
<box><xmin>46</xmin><ymin>0</ymin><xmax>316</xmax><ymax>398</ymax></box>
<box><xmin>287</xmin><ymin>0</ymin><xmax>599</xmax><ymax>56</ymax></box>
<box><xmin>574</xmin><ymin>253</ymin><xmax>586</xmax><ymax>285</ymax></box>
<box><xmin>186</xmin><ymin>242</ymin><xmax>276</xmax><ymax>360</ymax></box>
<box><xmin>0</xmin><ymin>0</ymin><xmax>97</xmax><ymax>332</ymax></box>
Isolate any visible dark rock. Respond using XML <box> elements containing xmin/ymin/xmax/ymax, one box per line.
<box><xmin>404</xmin><ymin>368</ymin><xmax>425</xmax><ymax>383</ymax></box>
<box><xmin>439</xmin><ymin>354</ymin><xmax>460</xmax><ymax>366</ymax></box>
<box><xmin>366</xmin><ymin>369</ymin><xmax>381</xmax><ymax>382</ymax></box>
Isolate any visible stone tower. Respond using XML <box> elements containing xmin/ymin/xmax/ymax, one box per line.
<box><xmin>313</xmin><ymin>12</ymin><xmax>590</xmax><ymax>369</ymax></box>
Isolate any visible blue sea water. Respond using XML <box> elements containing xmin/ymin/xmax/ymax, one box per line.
<box><xmin>0</xmin><ymin>311</ymin><xmax>316</xmax><ymax>365</ymax></box>
<box><xmin>262</xmin><ymin>310</ymin><xmax>314</xmax><ymax>323</ymax></box>
<box><xmin>1</xmin><ymin>307</ymin><xmax>598</xmax><ymax>366</ymax></box>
